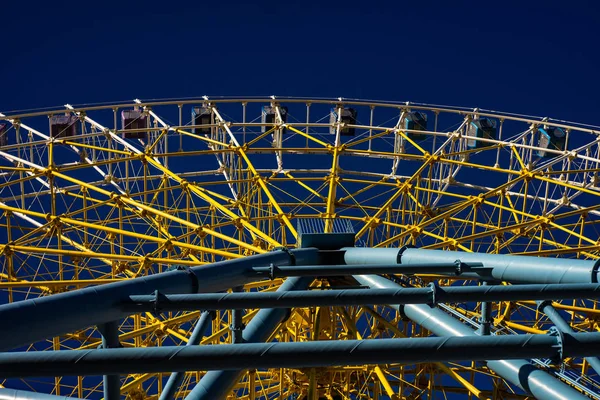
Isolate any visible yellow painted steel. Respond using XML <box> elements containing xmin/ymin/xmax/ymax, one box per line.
<box><xmin>2</xmin><ymin>98</ymin><xmax>600</xmax><ymax>399</ymax></box>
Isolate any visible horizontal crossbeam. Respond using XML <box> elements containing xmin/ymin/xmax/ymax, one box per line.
<box><xmin>3</xmin><ymin>332</ymin><xmax>600</xmax><ymax>377</ymax></box>
<box><xmin>124</xmin><ymin>283</ymin><xmax>600</xmax><ymax>312</ymax></box>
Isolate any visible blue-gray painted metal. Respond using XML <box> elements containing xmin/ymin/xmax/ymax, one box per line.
<box><xmin>251</xmin><ymin>262</ymin><xmax>486</xmax><ymax>278</ymax></box>
<box><xmin>0</xmin><ymin>388</ymin><xmax>85</xmax><ymax>400</ymax></box>
<box><xmin>354</xmin><ymin>274</ymin><xmax>587</xmax><ymax>400</ymax></box>
<box><xmin>125</xmin><ymin>283</ymin><xmax>600</xmax><ymax>312</ymax></box>
<box><xmin>538</xmin><ymin>300</ymin><xmax>600</xmax><ymax>374</ymax></box>
<box><xmin>342</xmin><ymin>247</ymin><xmax>402</xmax><ymax>265</ymax></box>
<box><xmin>479</xmin><ymin>282</ymin><xmax>492</xmax><ymax>335</ymax></box>
<box><xmin>231</xmin><ymin>287</ymin><xmax>243</xmax><ymax>344</ymax></box>
<box><xmin>401</xmin><ymin>248</ymin><xmax>599</xmax><ymax>283</ymax></box>
<box><xmin>159</xmin><ymin>311</ymin><xmax>213</xmax><ymax>400</ymax></box>
<box><xmin>0</xmin><ymin>248</ymin><xmax>318</xmax><ymax>351</ymax></box>
<box><xmin>4</xmin><ymin>333</ymin><xmax>600</xmax><ymax>377</ymax></box>
<box><xmin>343</xmin><ymin>247</ymin><xmax>600</xmax><ymax>283</ymax></box>
<box><xmin>186</xmin><ymin>276</ymin><xmax>313</xmax><ymax>400</ymax></box>
<box><xmin>98</xmin><ymin>321</ymin><xmax>121</xmax><ymax>400</ymax></box>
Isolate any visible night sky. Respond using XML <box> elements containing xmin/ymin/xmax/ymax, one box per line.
<box><xmin>1</xmin><ymin>1</ymin><xmax>599</xmax><ymax>126</ymax></box>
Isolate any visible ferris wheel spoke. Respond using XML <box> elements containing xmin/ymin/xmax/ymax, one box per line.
<box><xmin>211</xmin><ymin>106</ymin><xmax>297</xmax><ymax>241</ymax></box>
<box><xmin>50</xmin><ymin>169</ymin><xmax>266</xmax><ymax>256</ymax></box>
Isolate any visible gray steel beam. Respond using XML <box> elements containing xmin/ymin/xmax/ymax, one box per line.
<box><xmin>159</xmin><ymin>311</ymin><xmax>213</xmax><ymax>400</ymax></box>
<box><xmin>185</xmin><ymin>276</ymin><xmax>312</xmax><ymax>400</ymax></box>
<box><xmin>2</xmin><ymin>333</ymin><xmax>600</xmax><ymax>377</ymax></box>
<box><xmin>125</xmin><ymin>283</ymin><xmax>600</xmax><ymax>312</ymax></box>
<box><xmin>538</xmin><ymin>300</ymin><xmax>600</xmax><ymax>374</ymax></box>
<box><xmin>251</xmin><ymin>262</ymin><xmax>486</xmax><ymax>278</ymax></box>
<box><xmin>0</xmin><ymin>248</ymin><xmax>318</xmax><ymax>351</ymax></box>
<box><xmin>231</xmin><ymin>287</ymin><xmax>243</xmax><ymax>344</ymax></box>
<box><xmin>343</xmin><ymin>247</ymin><xmax>600</xmax><ymax>284</ymax></box>
<box><xmin>0</xmin><ymin>388</ymin><xmax>85</xmax><ymax>400</ymax></box>
<box><xmin>354</xmin><ymin>274</ymin><xmax>587</xmax><ymax>400</ymax></box>
<box><xmin>479</xmin><ymin>282</ymin><xmax>492</xmax><ymax>335</ymax></box>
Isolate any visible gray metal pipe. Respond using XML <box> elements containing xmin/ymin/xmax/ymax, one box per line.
<box><xmin>3</xmin><ymin>333</ymin><xmax>600</xmax><ymax>377</ymax></box>
<box><xmin>342</xmin><ymin>248</ymin><xmax>402</xmax><ymax>265</ymax></box>
<box><xmin>251</xmin><ymin>262</ymin><xmax>486</xmax><ymax>278</ymax></box>
<box><xmin>538</xmin><ymin>300</ymin><xmax>600</xmax><ymax>374</ymax></box>
<box><xmin>159</xmin><ymin>311</ymin><xmax>213</xmax><ymax>400</ymax></box>
<box><xmin>186</xmin><ymin>276</ymin><xmax>313</xmax><ymax>400</ymax></box>
<box><xmin>98</xmin><ymin>321</ymin><xmax>121</xmax><ymax>400</ymax></box>
<box><xmin>479</xmin><ymin>282</ymin><xmax>492</xmax><ymax>335</ymax></box>
<box><xmin>0</xmin><ymin>248</ymin><xmax>318</xmax><ymax>351</ymax></box>
<box><xmin>405</xmin><ymin>247</ymin><xmax>598</xmax><ymax>284</ymax></box>
<box><xmin>125</xmin><ymin>283</ymin><xmax>600</xmax><ymax>312</ymax></box>
<box><xmin>0</xmin><ymin>388</ymin><xmax>85</xmax><ymax>400</ymax></box>
<box><xmin>343</xmin><ymin>247</ymin><xmax>600</xmax><ymax>284</ymax></box>
<box><xmin>354</xmin><ymin>274</ymin><xmax>587</xmax><ymax>400</ymax></box>
<box><xmin>231</xmin><ymin>287</ymin><xmax>243</xmax><ymax>344</ymax></box>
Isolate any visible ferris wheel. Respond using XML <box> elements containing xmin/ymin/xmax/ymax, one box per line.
<box><xmin>1</xmin><ymin>96</ymin><xmax>600</xmax><ymax>400</ymax></box>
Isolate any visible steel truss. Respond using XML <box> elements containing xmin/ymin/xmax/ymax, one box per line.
<box><xmin>2</xmin><ymin>97</ymin><xmax>600</xmax><ymax>399</ymax></box>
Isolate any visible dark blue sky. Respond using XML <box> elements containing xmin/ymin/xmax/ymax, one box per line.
<box><xmin>1</xmin><ymin>1</ymin><xmax>599</xmax><ymax>125</ymax></box>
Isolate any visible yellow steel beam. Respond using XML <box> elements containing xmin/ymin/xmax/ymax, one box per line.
<box><xmin>284</xmin><ymin>171</ymin><xmax>326</xmax><ymax>200</ymax></box>
<box><xmin>0</xmin><ymin>278</ymin><xmax>123</xmax><ymax>289</ymax></box>
<box><xmin>51</xmin><ymin>169</ymin><xmax>267</xmax><ymax>253</ymax></box>
<box><xmin>209</xmin><ymin>107</ymin><xmax>297</xmax><ymax>241</ymax></box>
<box><xmin>5</xmin><ymin>244</ymin><xmax>204</xmax><ymax>266</ymax></box>
<box><xmin>337</xmin><ymin>307</ymin><xmax>397</xmax><ymax>399</ymax></box>
<box><xmin>355</xmin><ymin>155</ymin><xmax>434</xmax><ymax>239</ymax></box>
<box><xmin>325</xmin><ymin>145</ymin><xmax>341</xmax><ymax>233</ymax></box>
<box><xmin>287</xmin><ymin>125</ymin><xmax>330</xmax><ymax>148</ymax></box>
<box><xmin>143</xmin><ymin>156</ymin><xmax>277</xmax><ymax>249</ymax></box>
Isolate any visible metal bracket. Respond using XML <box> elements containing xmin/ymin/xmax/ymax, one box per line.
<box><xmin>152</xmin><ymin>290</ymin><xmax>169</xmax><ymax>314</ymax></box>
<box><xmin>537</xmin><ymin>299</ymin><xmax>553</xmax><ymax>312</ymax></box>
<box><xmin>272</xmin><ymin>246</ymin><xmax>296</xmax><ymax>265</ymax></box>
<box><xmin>268</xmin><ymin>263</ymin><xmax>278</xmax><ymax>280</ymax></box>
<box><xmin>548</xmin><ymin>326</ymin><xmax>565</xmax><ymax>362</ymax></box>
<box><xmin>174</xmin><ymin>265</ymin><xmax>199</xmax><ymax>293</ymax></box>
<box><xmin>454</xmin><ymin>259</ymin><xmax>464</xmax><ymax>275</ymax></box>
<box><xmin>428</xmin><ymin>282</ymin><xmax>438</xmax><ymax>306</ymax></box>
<box><xmin>592</xmin><ymin>259</ymin><xmax>600</xmax><ymax>283</ymax></box>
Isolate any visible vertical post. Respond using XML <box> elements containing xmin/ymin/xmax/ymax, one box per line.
<box><xmin>242</xmin><ymin>102</ymin><xmax>247</xmax><ymax>144</ymax></box>
<box><xmin>178</xmin><ymin>104</ymin><xmax>183</xmax><ymax>152</ymax></box>
<box><xmin>305</xmin><ymin>102</ymin><xmax>311</xmax><ymax>148</ymax></box>
<box><xmin>231</xmin><ymin>286</ymin><xmax>244</xmax><ymax>344</ymax></box>
<box><xmin>5</xmin><ymin>211</ymin><xmax>13</xmax><ymax>303</ymax></box>
<box><xmin>479</xmin><ymin>281</ymin><xmax>492</xmax><ymax>336</ymax></box>
<box><xmin>249</xmin><ymin>370</ymin><xmax>256</xmax><ymax>400</ymax></box>
<box><xmin>368</xmin><ymin>105</ymin><xmax>374</xmax><ymax>151</ymax></box>
<box><xmin>99</xmin><ymin>321</ymin><xmax>121</xmax><ymax>400</ymax></box>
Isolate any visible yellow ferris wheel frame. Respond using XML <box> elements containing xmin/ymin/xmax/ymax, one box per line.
<box><xmin>0</xmin><ymin>97</ymin><xmax>600</xmax><ymax>399</ymax></box>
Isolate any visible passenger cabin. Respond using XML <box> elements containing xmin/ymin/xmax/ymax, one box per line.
<box><xmin>50</xmin><ymin>115</ymin><xmax>79</xmax><ymax>138</ymax></box>
<box><xmin>191</xmin><ymin>106</ymin><xmax>213</xmax><ymax>134</ymax></box>
<box><xmin>537</xmin><ymin>126</ymin><xmax>566</xmax><ymax>158</ymax></box>
<box><xmin>0</xmin><ymin>124</ymin><xmax>7</xmax><ymax>147</ymax></box>
<box><xmin>261</xmin><ymin>106</ymin><xmax>288</xmax><ymax>133</ymax></box>
<box><xmin>466</xmin><ymin>118</ymin><xmax>497</xmax><ymax>148</ymax></box>
<box><xmin>121</xmin><ymin>110</ymin><xmax>147</xmax><ymax>139</ymax></box>
<box><xmin>404</xmin><ymin>112</ymin><xmax>428</xmax><ymax>140</ymax></box>
<box><xmin>329</xmin><ymin>107</ymin><xmax>357</xmax><ymax>136</ymax></box>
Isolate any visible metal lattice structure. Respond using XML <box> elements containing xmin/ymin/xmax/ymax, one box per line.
<box><xmin>2</xmin><ymin>97</ymin><xmax>600</xmax><ymax>399</ymax></box>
